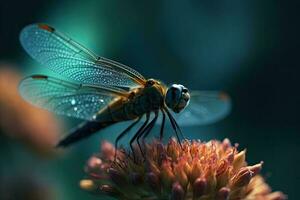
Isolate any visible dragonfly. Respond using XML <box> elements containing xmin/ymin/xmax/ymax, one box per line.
<box><xmin>19</xmin><ymin>23</ymin><xmax>231</xmax><ymax>152</ymax></box>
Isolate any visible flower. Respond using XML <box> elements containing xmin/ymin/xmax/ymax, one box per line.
<box><xmin>80</xmin><ymin>138</ymin><xmax>286</xmax><ymax>200</ymax></box>
<box><xmin>0</xmin><ymin>66</ymin><xmax>60</xmax><ymax>155</ymax></box>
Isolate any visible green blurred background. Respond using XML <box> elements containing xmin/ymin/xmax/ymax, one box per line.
<box><xmin>0</xmin><ymin>0</ymin><xmax>298</xmax><ymax>199</ymax></box>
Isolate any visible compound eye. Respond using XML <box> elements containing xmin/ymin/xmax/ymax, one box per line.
<box><xmin>165</xmin><ymin>84</ymin><xmax>190</xmax><ymax>113</ymax></box>
<box><xmin>171</xmin><ymin>87</ymin><xmax>180</xmax><ymax>99</ymax></box>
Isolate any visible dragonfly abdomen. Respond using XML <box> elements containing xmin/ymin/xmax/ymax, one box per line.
<box><xmin>57</xmin><ymin>121</ymin><xmax>115</xmax><ymax>147</ymax></box>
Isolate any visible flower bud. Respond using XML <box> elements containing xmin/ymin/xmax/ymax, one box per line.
<box><xmin>222</xmin><ymin>138</ymin><xmax>231</xmax><ymax>150</ymax></box>
<box><xmin>216</xmin><ymin>160</ymin><xmax>230</xmax><ymax>187</ymax></box>
<box><xmin>216</xmin><ymin>187</ymin><xmax>230</xmax><ymax>200</ymax></box>
<box><xmin>171</xmin><ymin>182</ymin><xmax>185</xmax><ymax>200</ymax></box>
<box><xmin>205</xmin><ymin>166</ymin><xmax>217</xmax><ymax>192</ymax></box>
<box><xmin>157</xmin><ymin>142</ymin><xmax>168</xmax><ymax>166</ymax></box>
<box><xmin>193</xmin><ymin>178</ymin><xmax>207</xmax><ymax>198</ymax></box>
<box><xmin>174</xmin><ymin>163</ymin><xmax>188</xmax><ymax>187</ymax></box>
<box><xmin>101</xmin><ymin>141</ymin><xmax>116</xmax><ymax>160</ymax></box>
<box><xmin>145</xmin><ymin>172</ymin><xmax>160</xmax><ymax>193</ymax></box>
<box><xmin>226</xmin><ymin>150</ymin><xmax>235</xmax><ymax>164</ymax></box>
<box><xmin>233</xmin><ymin>149</ymin><xmax>246</xmax><ymax>171</ymax></box>
<box><xmin>87</xmin><ymin>156</ymin><xmax>102</xmax><ymax>169</ymax></box>
<box><xmin>190</xmin><ymin>160</ymin><xmax>202</xmax><ymax>183</ymax></box>
<box><xmin>161</xmin><ymin>160</ymin><xmax>175</xmax><ymax>187</ymax></box>
<box><xmin>247</xmin><ymin>162</ymin><xmax>263</xmax><ymax>176</ymax></box>
<box><xmin>80</xmin><ymin>179</ymin><xmax>96</xmax><ymax>191</ymax></box>
<box><xmin>231</xmin><ymin>167</ymin><xmax>253</xmax><ymax>188</ymax></box>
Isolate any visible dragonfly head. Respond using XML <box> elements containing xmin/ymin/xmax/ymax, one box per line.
<box><xmin>165</xmin><ymin>84</ymin><xmax>190</xmax><ymax>113</ymax></box>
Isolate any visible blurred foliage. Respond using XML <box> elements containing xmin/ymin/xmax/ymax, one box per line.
<box><xmin>0</xmin><ymin>0</ymin><xmax>299</xmax><ymax>199</ymax></box>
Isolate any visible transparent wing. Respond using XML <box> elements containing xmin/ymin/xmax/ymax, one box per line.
<box><xmin>172</xmin><ymin>91</ymin><xmax>231</xmax><ymax>126</ymax></box>
<box><xmin>20</xmin><ymin>24</ymin><xmax>146</xmax><ymax>89</ymax></box>
<box><xmin>19</xmin><ymin>75</ymin><xmax>125</xmax><ymax>121</ymax></box>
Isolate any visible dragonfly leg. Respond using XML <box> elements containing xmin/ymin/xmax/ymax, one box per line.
<box><xmin>159</xmin><ymin>109</ymin><xmax>166</xmax><ymax>141</ymax></box>
<box><xmin>135</xmin><ymin>112</ymin><xmax>157</xmax><ymax>157</ymax></box>
<box><xmin>129</xmin><ymin>113</ymin><xmax>150</xmax><ymax>161</ymax></box>
<box><xmin>165</xmin><ymin>108</ymin><xmax>185</xmax><ymax>140</ymax></box>
<box><xmin>170</xmin><ymin>113</ymin><xmax>186</xmax><ymax>140</ymax></box>
<box><xmin>135</xmin><ymin>113</ymin><xmax>154</xmax><ymax>158</ymax></box>
<box><xmin>164</xmin><ymin>108</ymin><xmax>183</xmax><ymax>147</ymax></box>
<box><xmin>114</xmin><ymin>118</ymin><xmax>141</xmax><ymax>160</ymax></box>
<box><xmin>141</xmin><ymin>111</ymin><xmax>159</xmax><ymax>144</ymax></box>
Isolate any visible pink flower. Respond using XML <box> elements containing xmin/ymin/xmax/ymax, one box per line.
<box><xmin>80</xmin><ymin>139</ymin><xmax>286</xmax><ymax>200</ymax></box>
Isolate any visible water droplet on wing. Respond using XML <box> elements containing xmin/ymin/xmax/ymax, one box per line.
<box><xmin>71</xmin><ymin>99</ymin><xmax>76</xmax><ymax>105</ymax></box>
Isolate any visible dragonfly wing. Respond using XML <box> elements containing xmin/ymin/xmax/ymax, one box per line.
<box><xmin>172</xmin><ymin>91</ymin><xmax>231</xmax><ymax>126</ymax></box>
<box><xmin>20</xmin><ymin>24</ymin><xmax>146</xmax><ymax>89</ymax></box>
<box><xmin>19</xmin><ymin>75</ymin><xmax>125</xmax><ymax>121</ymax></box>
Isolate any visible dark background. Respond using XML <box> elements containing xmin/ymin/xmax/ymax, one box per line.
<box><xmin>0</xmin><ymin>0</ymin><xmax>299</xmax><ymax>199</ymax></box>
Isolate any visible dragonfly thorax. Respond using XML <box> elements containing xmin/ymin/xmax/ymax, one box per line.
<box><xmin>165</xmin><ymin>84</ymin><xmax>190</xmax><ymax>113</ymax></box>
<box><xmin>141</xmin><ymin>79</ymin><xmax>166</xmax><ymax>110</ymax></box>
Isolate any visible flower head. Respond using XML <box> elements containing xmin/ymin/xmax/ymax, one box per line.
<box><xmin>81</xmin><ymin>138</ymin><xmax>286</xmax><ymax>200</ymax></box>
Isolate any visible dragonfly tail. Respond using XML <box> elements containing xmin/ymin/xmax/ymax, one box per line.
<box><xmin>56</xmin><ymin>121</ymin><xmax>114</xmax><ymax>148</ymax></box>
